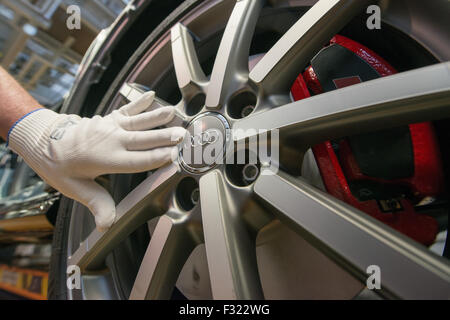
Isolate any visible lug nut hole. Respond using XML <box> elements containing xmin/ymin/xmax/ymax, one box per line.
<box><xmin>176</xmin><ymin>177</ymin><xmax>199</xmax><ymax>211</ymax></box>
<box><xmin>186</xmin><ymin>93</ymin><xmax>206</xmax><ymax>116</ymax></box>
<box><xmin>190</xmin><ymin>188</ymin><xmax>200</xmax><ymax>205</ymax></box>
<box><xmin>228</xmin><ymin>91</ymin><xmax>257</xmax><ymax>119</ymax></box>
<box><xmin>242</xmin><ymin>164</ymin><xmax>259</xmax><ymax>182</ymax></box>
<box><xmin>226</xmin><ymin>150</ymin><xmax>260</xmax><ymax>187</ymax></box>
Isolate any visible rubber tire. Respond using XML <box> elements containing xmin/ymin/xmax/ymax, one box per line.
<box><xmin>48</xmin><ymin>196</ymin><xmax>74</xmax><ymax>300</ymax></box>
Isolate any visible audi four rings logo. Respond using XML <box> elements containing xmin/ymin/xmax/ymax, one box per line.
<box><xmin>190</xmin><ymin>129</ymin><xmax>221</xmax><ymax>147</ymax></box>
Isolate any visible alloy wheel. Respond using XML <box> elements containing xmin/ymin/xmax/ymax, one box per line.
<box><xmin>66</xmin><ymin>0</ymin><xmax>450</xmax><ymax>300</ymax></box>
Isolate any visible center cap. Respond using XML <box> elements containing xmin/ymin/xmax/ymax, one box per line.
<box><xmin>179</xmin><ymin>112</ymin><xmax>230</xmax><ymax>173</ymax></box>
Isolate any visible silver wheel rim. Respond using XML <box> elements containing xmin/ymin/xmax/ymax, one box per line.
<box><xmin>66</xmin><ymin>0</ymin><xmax>450</xmax><ymax>300</ymax></box>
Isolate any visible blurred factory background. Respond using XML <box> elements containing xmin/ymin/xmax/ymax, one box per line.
<box><xmin>0</xmin><ymin>0</ymin><xmax>130</xmax><ymax>106</ymax></box>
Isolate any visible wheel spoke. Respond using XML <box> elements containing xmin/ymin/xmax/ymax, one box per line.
<box><xmin>199</xmin><ymin>170</ymin><xmax>263</xmax><ymax>299</ymax></box>
<box><xmin>119</xmin><ymin>82</ymin><xmax>170</xmax><ymax>109</ymax></box>
<box><xmin>129</xmin><ymin>215</ymin><xmax>195</xmax><ymax>300</ymax></box>
<box><xmin>250</xmin><ymin>0</ymin><xmax>370</xmax><ymax>94</ymax></box>
<box><xmin>119</xmin><ymin>82</ymin><xmax>185</xmax><ymax>127</ymax></box>
<box><xmin>171</xmin><ymin>23</ymin><xmax>207</xmax><ymax>98</ymax></box>
<box><xmin>68</xmin><ymin>164</ymin><xmax>181</xmax><ymax>271</ymax></box>
<box><xmin>236</xmin><ymin>63</ymin><xmax>450</xmax><ymax>147</ymax></box>
<box><xmin>120</xmin><ymin>82</ymin><xmax>149</xmax><ymax>103</ymax></box>
<box><xmin>254</xmin><ymin>171</ymin><xmax>450</xmax><ymax>299</ymax></box>
<box><xmin>205</xmin><ymin>0</ymin><xmax>264</xmax><ymax>109</ymax></box>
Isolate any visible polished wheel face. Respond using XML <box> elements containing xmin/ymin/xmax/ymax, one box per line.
<box><xmin>67</xmin><ymin>0</ymin><xmax>450</xmax><ymax>300</ymax></box>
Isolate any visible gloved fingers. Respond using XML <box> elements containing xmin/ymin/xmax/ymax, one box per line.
<box><xmin>120</xmin><ymin>106</ymin><xmax>175</xmax><ymax>131</ymax></box>
<box><xmin>69</xmin><ymin>179</ymin><xmax>117</xmax><ymax>232</ymax></box>
<box><xmin>112</xmin><ymin>146</ymin><xmax>177</xmax><ymax>173</ymax></box>
<box><xmin>119</xmin><ymin>91</ymin><xmax>155</xmax><ymax>116</ymax></box>
<box><xmin>125</xmin><ymin>127</ymin><xmax>187</xmax><ymax>151</ymax></box>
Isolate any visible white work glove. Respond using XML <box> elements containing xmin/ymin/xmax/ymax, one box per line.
<box><xmin>8</xmin><ymin>91</ymin><xmax>186</xmax><ymax>232</ymax></box>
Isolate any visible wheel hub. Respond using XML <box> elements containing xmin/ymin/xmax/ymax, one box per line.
<box><xmin>179</xmin><ymin>112</ymin><xmax>231</xmax><ymax>174</ymax></box>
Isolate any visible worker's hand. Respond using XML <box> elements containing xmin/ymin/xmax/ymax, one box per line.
<box><xmin>8</xmin><ymin>91</ymin><xmax>186</xmax><ymax>232</ymax></box>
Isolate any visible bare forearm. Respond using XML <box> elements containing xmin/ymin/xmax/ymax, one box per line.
<box><xmin>0</xmin><ymin>66</ymin><xmax>43</xmax><ymax>140</ymax></box>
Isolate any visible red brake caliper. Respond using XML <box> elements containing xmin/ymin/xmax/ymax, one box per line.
<box><xmin>290</xmin><ymin>35</ymin><xmax>444</xmax><ymax>246</ymax></box>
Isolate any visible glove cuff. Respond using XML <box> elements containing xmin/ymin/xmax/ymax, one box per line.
<box><xmin>8</xmin><ymin>108</ymin><xmax>60</xmax><ymax>165</ymax></box>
